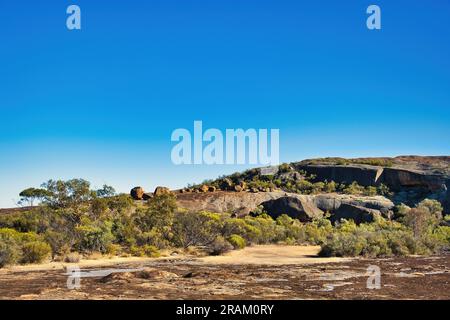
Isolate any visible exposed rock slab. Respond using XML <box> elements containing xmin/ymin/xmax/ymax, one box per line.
<box><xmin>296</xmin><ymin>164</ymin><xmax>383</xmax><ymax>187</ymax></box>
<box><xmin>331</xmin><ymin>204</ymin><xmax>381</xmax><ymax>224</ymax></box>
<box><xmin>260</xmin><ymin>196</ymin><xmax>323</xmax><ymax>222</ymax></box>
<box><xmin>177</xmin><ymin>191</ymin><xmax>298</xmax><ymax>217</ymax></box>
<box><xmin>177</xmin><ymin>191</ymin><xmax>395</xmax><ymax>222</ymax></box>
<box><xmin>314</xmin><ymin>194</ymin><xmax>394</xmax><ymax>213</ymax></box>
<box><xmin>379</xmin><ymin>168</ymin><xmax>445</xmax><ymax>191</ymax></box>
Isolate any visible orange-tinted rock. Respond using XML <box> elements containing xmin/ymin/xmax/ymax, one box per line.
<box><xmin>130</xmin><ymin>187</ymin><xmax>145</xmax><ymax>200</ymax></box>
<box><xmin>154</xmin><ymin>186</ymin><xmax>172</xmax><ymax>196</ymax></box>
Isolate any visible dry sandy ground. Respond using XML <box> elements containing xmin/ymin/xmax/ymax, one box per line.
<box><xmin>199</xmin><ymin>245</ymin><xmax>351</xmax><ymax>265</ymax></box>
<box><xmin>0</xmin><ymin>245</ymin><xmax>449</xmax><ymax>300</ymax></box>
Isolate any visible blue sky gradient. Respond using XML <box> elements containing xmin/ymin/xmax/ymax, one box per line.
<box><xmin>0</xmin><ymin>0</ymin><xmax>449</xmax><ymax>207</ymax></box>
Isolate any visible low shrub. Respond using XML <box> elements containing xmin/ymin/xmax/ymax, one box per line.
<box><xmin>319</xmin><ymin>232</ymin><xmax>367</xmax><ymax>257</ymax></box>
<box><xmin>64</xmin><ymin>252</ymin><xmax>81</xmax><ymax>263</ymax></box>
<box><xmin>171</xmin><ymin>211</ymin><xmax>222</xmax><ymax>248</ymax></box>
<box><xmin>0</xmin><ymin>239</ymin><xmax>21</xmax><ymax>268</ymax></box>
<box><xmin>20</xmin><ymin>241</ymin><xmax>51</xmax><ymax>264</ymax></box>
<box><xmin>129</xmin><ymin>245</ymin><xmax>145</xmax><ymax>257</ymax></box>
<box><xmin>227</xmin><ymin>234</ymin><xmax>246</xmax><ymax>249</ymax></box>
<box><xmin>319</xmin><ymin>216</ymin><xmax>449</xmax><ymax>258</ymax></box>
<box><xmin>105</xmin><ymin>243</ymin><xmax>122</xmax><ymax>256</ymax></box>
<box><xmin>143</xmin><ymin>245</ymin><xmax>161</xmax><ymax>258</ymax></box>
<box><xmin>208</xmin><ymin>236</ymin><xmax>233</xmax><ymax>256</ymax></box>
<box><xmin>75</xmin><ymin>220</ymin><xmax>114</xmax><ymax>253</ymax></box>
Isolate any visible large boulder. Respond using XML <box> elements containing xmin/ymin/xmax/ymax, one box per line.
<box><xmin>379</xmin><ymin>168</ymin><xmax>445</xmax><ymax>191</ymax></box>
<box><xmin>296</xmin><ymin>164</ymin><xmax>382</xmax><ymax>187</ymax></box>
<box><xmin>130</xmin><ymin>187</ymin><xmax>145</xmax><ymax>200</ymax></box>
<box><xmin>177</xmin><ymin>190</ymin><xmax>299</xmax><ymax>217</ymax></box>
<box><xmin>313</xmin><ymin>195</ymin><xmax>342</xmax><ymax>211</ymax></box>
<box><xmin>260</xmin><ymin>196</ymin><xmax>323</xmax><ymax>222</ymax></box>
<box><xmin>331</xmin><ymin>203</ymin><xmax>381</xmax><ymax>224</ymax></box>
<box><xmin>297</xmin><ymin>163</ymin><xmax>446</xmax><ymax>192</ymax></box>
<box><xmin>233</xmin><ymin>181</ymin><xmax>247</xmax><ymax>192</ymax></box>
<box><xmin>176</xmin><ymin>190</ymin><xmax>396</xmax><ymax>221</ymax></box>
<box><xmin>313</xmin><ymin>194</ymin><xmax>394</xmax><ymax>216</ymax></box>
<box><xmin>154</xmin><ymin>186</ymin><xmax>172</xmax><ymax>196</ymax></box>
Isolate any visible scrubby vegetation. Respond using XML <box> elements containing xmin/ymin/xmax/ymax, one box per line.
<box><xmin>300</xmin><ymin>157</ymin><xmax>394</xmax><ymax>167</ymax></box>
<box><xmin>320</xmin><ymin>201</ymin><xmax>450</xmax><ymax>257</ymax></box>
<box><xmin>190</xmin><ymin>164</ymin><xmax>392</xmax><ymax>197</ymax></box>
<box><xmin>0</xmin><ymin>179</ymin><xmax>448</xmax><ymax>268</ymax></box>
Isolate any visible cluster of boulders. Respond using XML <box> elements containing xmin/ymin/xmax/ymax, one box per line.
<box><xmin>178</xmin><ymin>178</ymin><xmax>278</xmax><ymax>195</ymax></box>
<box><xmin>129</xmin><ymin>157</ymin><xmax>449</xmax><ymax>224</ymax></box>
<box><xmin>181</xmin><ymin>185</ymin><xmax>217</xmax><ymax>193</ymax></box>
<box><xmin>174</xmin><ymin>188</ymin><xmax>396</xmax><ymax>224</ymax></box>
<box><xmin>130</xmin><ymin>186</ymin><xmax>173</xmax><ymax>200</ymax></box>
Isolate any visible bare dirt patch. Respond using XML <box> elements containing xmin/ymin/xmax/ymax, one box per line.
<box><xmin>198</xmin><ymin>245</ymin><xmax>351</xmax><ymax>265</ymax></box>
<box><xmin>0</xmin><ymin>245</ymin><xmax>448</xmax><ymax>300</ymax></box>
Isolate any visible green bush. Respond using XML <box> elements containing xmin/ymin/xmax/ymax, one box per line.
<box><xmin>75</xmin><ymin>219</ymin><xmax>114</xmax><ymax>253</ymax></box>
<box><xmin>227</xmin><ymin>234</ymin><xmax>246</xmax><ymax>249</ymax></box>
<box><xmin>364</xmin><ymin>186</ymin><xmax>378</xmax><ymax>196</ymax></box>
<box><xmin>243</xmin><ymin>214</ymin><xmax>284</xmax><ymax>244</ymax></box>
<box><xmin>0</xmin><ymin>228</ymin><xmax>50</xmax><ymax>266</ymax></box>
<box><xmin>105</xmin><ymin>243</ymin><xmax>121</xmax><ymax>256</ymax></box>
<box><xmin>208</xmin><ymin>236</ymin><xmax>233</xmax><ymax>256</ymax></box>
<box><xmin>342</xmin><ymin>182</ymin><xmax>365</xmax><ymax>195</ymax></box>
<box><xmin>136</xmin><ymin>229</ymin><xmax>169</xmax><ymax>249</ymax></box>
<box><xmin>319</xmin><ymin>216</ymin><xmax>446</xmax><ymax>258</ymax></box>
<box><xmin>44</xmin><ymin>229</ymin><xmax>70</xmax><ymax>259</ymax></box>
<box><xmin>64</xmin><ymin>252</ymin><xmax>81</xmax><ymax>263</ymax></box>
<box><xmin>0</xmin><ymin>238</ymin><xmax>21</xmax><ymax>268</ymax></box>
<box><xmin>319</xmin><ymin>232</ymin><xmax>367</xmax><ymax>257</ymax></box>
<box><xmin>278</xmin><ymin>163</ymin><xmax>292</xmax><ymax>173</ymax></box>
<box><xmin>431</xmin><ymin>226</ymin><xmax>450</xmax><ymax>244</ymax></box>
<box><xmin>323</xmin><ymin>181</ymin><xmax>337</xmax><ymax>193</ymax></box>
<box><xmin>143</xmin><ymin>245</ymin><xmax>161</xmax><ymax>258</ymax></box>
<box><xmin>136</xmin><ymin>193</ymin><xmax>177</xmax><ymax>233</ymax></box>
<box><xmin>276</xmin><ymin>215</ymin><xmax>302</xmax><ymax>240</ymax></box>
<box><xmin>172</xmin><ymin>211</ymin><xmax>222</xmax><ymax>248</ymax></box>
<box><xmin>302</xmin><ymin>218</ymin><xmax>333</xmax><ymax>245</ymax></box>
<box><xmin>20</xmin><ymin>241</ymin><xmax>51</xmax><ymax>264</ymax></box>
<box><xmin>129</xmin><ymin>245</ymin><xmax>145</xmax><ymax>257</ymax></box>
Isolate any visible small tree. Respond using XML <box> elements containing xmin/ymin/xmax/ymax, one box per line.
<box><xmin>417</xmin><ymin>199</ymin><xmax>443</xmax><ymax>221</ymax></box>
<box><xmin>95</xmin><ymin>185</ymin><xmax>116</xmax><ymax>198</ymax></box>
<box><xmin>172</xmin><ymin>211</ymin><xmax>222</xmax><ymax>248</ymax></box>
<box><xmin>41</xmin><ymin>179</ymin><xmax>92</xmax><ymax>209</ymax></box>
<box><xmin>135</xmin><ymin>193</ymin><xmax>177</xmax><ymax>241</ymax></box>
<box><xmin>18</xmin><ymin>188</ymin><xmax>51</xmax><ymax>206</ymax></box>
<box><xmin>402</xmin><ymin>208</ymin><xmax>433</xmax><ymax>239</ymax></box>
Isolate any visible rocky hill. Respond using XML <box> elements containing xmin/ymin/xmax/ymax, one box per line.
<box><xmin>145</xmin><ymin>155</ymin><xmax>449</xmax><ymax>223</ymax></box>
<box><xmin>4</xmin><ymin>156</ymin><xmax>447</xmax><ymax>225</ymax></box>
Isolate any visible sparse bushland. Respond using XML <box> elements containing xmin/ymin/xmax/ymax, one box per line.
<box><xmin>187</xmin><ymin>165</ymin><xmax>392</xmax><ymax>197</ymax></box>
<box><xmin>319</xmin><ymin>199</ymin><xmax>449</xmax><ymax>258</ymax></box>
<box><xmin>301</xmin><ymin>157</ymin><xmax>394</xmax><ymax>167</ymax></box>
<box><xmin>0</xmin><ymin>180</ymin><xmax>448</xmax><ymax>268</ymax></box>
<box><xmin>190</xmin><ymin>164</ymin><xmax>392</xmax><ymax>197</ymax></box>
<box><xmin>0</xmin><ymin>228</ymin><xmax>51</xmax><ymax>266</ymax></box>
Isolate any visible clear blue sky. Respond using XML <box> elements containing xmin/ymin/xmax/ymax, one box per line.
<box><xmin>0</xmin><ymin>0</ymin><xmax>449</xmax><ymax>208</ymax></box>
